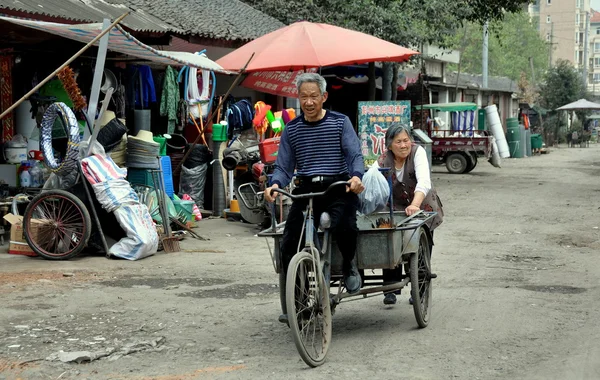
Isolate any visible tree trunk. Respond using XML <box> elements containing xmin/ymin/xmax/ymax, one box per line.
<box><xmin>382</xmin><ymin>62</ymin><xmax>393</xmax><ymax>100</ymax></box>
<box><xmin>391</xmin><ymin>63</ymin><xmax>399</xmax><ymax>100</ymax></box>
<box><xmin>368</xmin><ymin>62</ymin><xmax>376</xmax><ymax>100</ymax></box>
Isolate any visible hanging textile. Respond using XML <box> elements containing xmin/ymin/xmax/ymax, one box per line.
<box><xmin>135</xmin><ymin>65</ymin><xmax>156</xmax><ymax>108</ymax></box>
<box><xmin>0</xmin><ymin>52</ymin><xmax>14</xmax><ymax>142</ymax></box>
<box><xmin>160</xmin><ymin>66</ymin><xmax>180</xmax><ymax>134</ymax></box>
<box><xmin>451</xmin><ymin>110</ymin><xmax>475</xmax><ymax>136</ymax></box>
<box><xmin>187</xmin><ymin>68</ymin><xmax>211</xmax><ymax>118</ymax></box>
<box><xmin>226</xmin><ymin>99</ymin><xmax>254</xmax><ymax>139</ymax></box>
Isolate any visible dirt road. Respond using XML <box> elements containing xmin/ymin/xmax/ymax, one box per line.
<box><xmin>1</xmin><ymin>144</ymin><xmax>600</xmax><ymax>380</ymax></box>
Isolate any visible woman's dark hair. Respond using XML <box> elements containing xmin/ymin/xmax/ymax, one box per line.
<box><xmin>384</xmin><ymin>123</ymin><xmax>412</xmax><ymax>150</ymax></box>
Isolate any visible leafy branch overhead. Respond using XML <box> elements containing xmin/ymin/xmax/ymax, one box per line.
<box><xmin>445</xmin><ymin>12</ymin><xmax>548</xmax><ymax>82</ymax></box>
<box><xmin>241</xmin><ymin>0</ymin><xmax>532</xmax><ymax>47</ymax></box>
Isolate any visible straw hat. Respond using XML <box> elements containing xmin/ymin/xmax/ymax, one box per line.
<box><xmin>99</xmin><ymin>110</ymin><xmax>116</xmax><ymax>129</ymax></box>
<box><xmin>129</xmin><ymin>130</ymin><xmax>157</xmax><ymax>145</ymax></box>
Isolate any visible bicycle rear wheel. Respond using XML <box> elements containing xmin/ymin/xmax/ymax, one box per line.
<box><xmin>410</xmin><ymin>228</ymin><xmax>432</xmax><ymax>328</ymax></box>
<box><xmin>23</xmin><ymin>189</ymin><xmax>92</xmax><ymax>260</ymax></box>
<box><xmin>286</xmin><ymin>251</ymin><xmax>332</xmax><ymax>367</ymax></box>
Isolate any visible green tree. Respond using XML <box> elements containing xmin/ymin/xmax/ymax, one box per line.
<box><xmin>242</xmin><ymin>0</ymin><xmax>530</xmax><ymax>47</ymax></box>
<box><xmin>446</xmin><ymin>12</ymin><xmax>549</xmax><ymax>83</ymax></box>
<box><xmin>539</xmin><ymin>59</ymin><xmax>588</xmax><ymax>142</ymax></box>
<box><xmin>241</xmin><ymin>0</ymin><xmax>531</xmax><ymax>99</ymax></box>
<box><xmin>540</xmin><ymin>60</ymin><xmax>586</xmax><ymax>111</ymax></box>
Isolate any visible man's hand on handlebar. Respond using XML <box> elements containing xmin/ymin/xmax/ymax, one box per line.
<box><xmin>347</xmin><ymin>176</ymin><xmax>364</xmax><ymax>194</ymax></box>
<box><xmin>265</xmin><ymin>184</ymin><xmax>280</xmax><ymax>203</ymax></box>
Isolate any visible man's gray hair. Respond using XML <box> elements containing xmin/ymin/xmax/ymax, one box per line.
<box><xmin>296</xmin><ymin>73</ymin><xmax>327</xmax><ymax>95</ymax></box>
<box><xmin>385</xmin><ymin>123</ymin><xmax>412</xmax><ymax>150</ymax></box>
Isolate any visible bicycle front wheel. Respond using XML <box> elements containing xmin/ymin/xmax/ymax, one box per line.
<box><xmin>23</xmin><ymin>189</ymin><xmax>91</xmax><ymax>260</ymax></box>
<box><xmin>285</xmin><ymin>251</ymin><xmax>332</xmax><ymax>367</ymax></box>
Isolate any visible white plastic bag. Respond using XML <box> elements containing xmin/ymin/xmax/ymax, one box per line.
<box><xmin>359</xmin><ymin>163</ymin><xmax>390</xmax><ymax>215</ymax></box>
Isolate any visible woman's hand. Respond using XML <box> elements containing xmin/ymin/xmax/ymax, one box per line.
<box><xmin>405</xmin><ymin>204</ymin><xmax>420</xmax><ymax>216</ymax></box>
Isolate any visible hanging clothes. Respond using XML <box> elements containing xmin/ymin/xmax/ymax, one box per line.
<box><xmin>226</xmin><ymin>99</ymin><xmax>254</xmax><ymax>139</ymax></box>
<box><xmin>134</xmin><ymin>65</ymin><xmax>156</xmax><ymax>108</ymax></box>
<box><xmin>160</xmin><ymin>66</ymin><xmax>180</xmax><ymax>134</ymax></box>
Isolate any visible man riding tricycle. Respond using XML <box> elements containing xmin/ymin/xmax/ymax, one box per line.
<box><xmin>259</xmin><ymin>73</ymin><xmax>443</xmax><ymax>367</ymax></box>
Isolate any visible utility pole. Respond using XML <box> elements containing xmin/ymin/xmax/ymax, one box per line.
<box><xmin>549</xmin><ymin>22</ymin><xmax>554</xmax><ymax>67</ymax></box>
<box><xmin>529</xmin><ymin>56</ymin><xmax>537</xmax><ymax>87</ymax></box>
<box><xmin>483</xmin><ymin>21</ymin><xmax>489</xmax><ymax>89</ymax></box>
<box><xmin>583</xmin><ymin>11</ymin><xmax>590</xmax><ymax>88</ymax></box>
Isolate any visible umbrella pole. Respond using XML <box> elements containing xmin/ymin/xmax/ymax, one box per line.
<box><xmin>175</xmin><ymin>54</ymin><xmax>254</xmax><ymax>174</ymax></box>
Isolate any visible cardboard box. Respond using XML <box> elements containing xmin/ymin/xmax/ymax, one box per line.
<box><xmin>3</xmin><ymin>213</ymin><xmax>38</xmax><ymax>257</ymax></box>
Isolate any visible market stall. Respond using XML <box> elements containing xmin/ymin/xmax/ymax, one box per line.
<box><xmin>0</xmin><ymin>14</ymin><xmax>234</xmax><ymax>260</ymax></box>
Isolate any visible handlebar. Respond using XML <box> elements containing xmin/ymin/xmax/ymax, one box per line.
<box><xmin>270</xmin><ymin>180</ymin><xmax>350</xmax><ymax>201</ymax></box>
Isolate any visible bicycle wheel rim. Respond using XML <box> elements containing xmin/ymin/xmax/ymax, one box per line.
<box><xmin>286</xmin><ymin>252</ymin><xmax>332</xmax><ymax>367</ymax></box>
<box><xmin>25</xmin><ymin>193</ymin><xmax>88</xmax><ymax>258</ymax></box>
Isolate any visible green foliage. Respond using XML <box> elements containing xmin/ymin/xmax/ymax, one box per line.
<box><xmin>445</xmin><ymin>12</ymin><xmax>549</xmax><ymax>82</ymax></box>
<box><xmin>241</xmin><ymin>0</ymin><xmax>530</xmax><ymax>47</ymax></box>
<box><xmin>539</xmin><ymin>59</ymin><xmax>589</xmax><ymax>137</ymax></box>
<box><xmin>539</xmin><ymin>59</ymin><xmax>586</xmax><ymax>111</ymax></box>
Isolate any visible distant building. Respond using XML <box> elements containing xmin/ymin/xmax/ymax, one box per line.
<box><xmin>589</xmin><ymin>9</ymin><xmax>600</xmax><ymax>94</ymax></box>
<box><xmin>529</xmin><ymin>0</ymin><xmax>589</xmax><ymax>67</ymax></box>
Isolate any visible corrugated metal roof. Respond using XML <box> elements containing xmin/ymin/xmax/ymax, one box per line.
<box><xmin>445</xmin><ymin>72</ymin><xmax>518</xmax><ymax>93</ymax></box>
<box><xmin>0</xmin><ymin>0</ymin><xmax>284</xmax><ymax>41</ymax></box>
<box><xmin>0</xmin><ymin>15</ymin><xmax>232</xmax><ymax>73</ymax></box>
<box><xmin>0</xmin><ymin>0</ymin><xmax>176</xmax><ymax>32</ymax></box>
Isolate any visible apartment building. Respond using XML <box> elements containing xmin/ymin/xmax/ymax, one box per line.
<box><xmin>530</xmin><ymin>0</ymin><xmax>589</xmax><ymax>66</ymax></box>
<box><xmin>589</xmin><ymin>10</ymin><xmax>600</xmax><ymax>93</ymax></box>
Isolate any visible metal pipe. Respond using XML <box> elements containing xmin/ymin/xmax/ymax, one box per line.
<box><xmin>482</xmin><ymin>21</ymin><xmax>489</xmax><ymax>89</ymax></box>
<box><xmin>84</xmin><ymin>18</ymin><xmax>111</xmax><ymax>141</ymax></box>
<box><xmin>79</xmin><ymin>162</ymin><xmax>110</xmax><ymax>256</ymax></box>
<box><xmin>334</xmin><ymin>278</ymin><xmax>410</xmax><ymax>301</ymax></box>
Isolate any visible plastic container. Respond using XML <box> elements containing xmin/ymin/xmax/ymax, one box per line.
<box><xmin>259</xmin><ymin>137</ymin><xmax>280</xmax><ymax>164</ymax></box>
<box><xmin>506</xmin><ymin>120</ymin><xmax>522</xmax><ymax>158</ymax></box>
<box><xmin>127</xmin><ymin>168</ymin><xmax>155</xmax><ymax>187</ymax></box>
<box><xmin>29</xmin><ymin>162</ymin><xmax>43</xmax><ymax>187</ymax></box>
<box><xmin>531</xmin><ymin>133</ymin><xmax>543</xmax><ymax>149</ymax></box>
<box><xmin>20</xmin><ymin>164</ymin><xmax>31</xmax><ymax>187</ymax></box>
<box><xmin>153</xmin><ymin>136</ymin><xmax>167</xmax><ymax>156</ymax></box>
<box><xmin>160</xmin><ymin>156</ymin><xmax>174</xmax><ymax>198</ymax></box>
<box><xmin>212</xmin><ymin>123</ymin><xmax>228</xmax><ymax>142</ymax></box>
<box><xmin>4</xmin><ymin>142</ymin><xmax>27</xmax><ymax>164</ymax></box>
<box><xmin>173</xmin><ymin>199</ymin><xmax>194</xmax><ymax>222</ymax></box>
<box><xmin>166</xmin><ymin>134</ymin><xmax>187</xmax><ymax>154</ymax></box>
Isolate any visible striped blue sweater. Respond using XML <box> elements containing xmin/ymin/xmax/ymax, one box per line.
<box><xmin>271</xmin><ymin>110</ymin><xmax>364</xmax><ymax>188</ymax></box>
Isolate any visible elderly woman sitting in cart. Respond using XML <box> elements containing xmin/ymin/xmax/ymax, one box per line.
<box><xmin>377</xmin><ymin>123</ymin><xmax>444</xmax><ymax>305</ymax></box>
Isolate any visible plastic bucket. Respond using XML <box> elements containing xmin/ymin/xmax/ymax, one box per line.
<box><xmin>506</xmin><ymin>122</ymin><xmax>522</xmax><ymax>158</ymax></box>
<box><xmin>166</xmin><ymin>134</ymin><xmax>187</xmax><ymax>154</ymax></box>
<box><xmin>174</xmin><ymin>199</ymin><xmax>194</xmax><ymax>222</ymax></box>
<box><xmin>153</xmin><ymin>136</ymin><xmax>167</xmax><ymax>156</ymax></box>
<box><xmin>212</xmin><ymin>124</ymin><xmax>228</xmax><ymax>142</ymax></box>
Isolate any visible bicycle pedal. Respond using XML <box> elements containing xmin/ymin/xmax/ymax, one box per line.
<box><xmin>430</xmin><ymin>273</ymin><xmax>438</xmax><ymax>279</ymax></box>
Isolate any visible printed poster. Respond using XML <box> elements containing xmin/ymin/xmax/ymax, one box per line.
<box><xmin>357</xmin><ymin>100</ymin><xmax>411</xmax><ymax>166</ymax></box>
